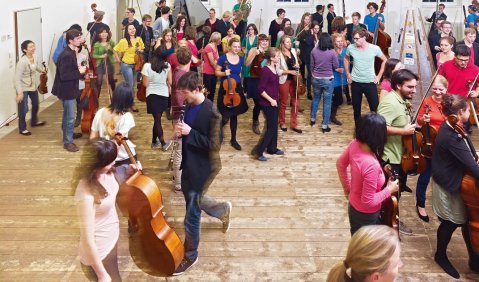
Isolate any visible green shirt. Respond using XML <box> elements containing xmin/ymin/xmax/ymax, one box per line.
<box><xmin>233</xmin><ymin>3</ymin><xmax>241</xmax><ymax>11</ymax></box>
<box><xmin>346</xmin><ymin>43</ymin><xmax>383</xmax><ymax>83</ymax></box>
<box><xmin>93</xmin><ymin>40</ymin><xmax>116</xmax><ymax>67</ymax></box>
<box><xmin>377</xmin><ymin>90</ymin><xmax>410</xmax><ymax>164</ymax></box>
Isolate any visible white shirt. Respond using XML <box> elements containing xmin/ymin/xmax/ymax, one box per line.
<box><xmin>141</xmin><ymin>62</ymin><xmax>170</xmax><ymax>97</ymax></box>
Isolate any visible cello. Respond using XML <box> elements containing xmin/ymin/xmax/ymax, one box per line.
<box><xmin>114</xmin><ymin>133</ymin><xmax>184</xmax><ymax>276</ymax></box>
<box><xmin>80</xmin><ymin>44</ymin><xmax>99</xmax><ymax>134</ymax></box>
<box><xmin>367</xmin><ymin>0</ymin><xmax>391</xmax><ymax>74</ymax></box>
<box><xmin>222</xmin><ymin>62</ymin><xmax>241</xmax><ymax>108</ymax></box>
<box><xmin>135</xmin><ymin>41</ymin><xmax>147</xmax><ymax>102</ymax></box>
<box><xmin>37</xmin><ymin>62</ymin><xmax>48</xmax><ymax>94</ymax></box>
<box><xmin>420</xmin><ymin>105</ymin><xmax>438</xmax><ymax>159</ymax></box>
<box><xmin>447</xmin><ymin>115</ymin><xmax>479</xmax><ymax>254</ymax></box>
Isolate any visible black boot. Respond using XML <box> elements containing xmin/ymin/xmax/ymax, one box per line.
<box><xmin>252</xmin><ymin>120</ymin><xmax>260</xmax><ymax>135</ymax></box>
<box><xmin>307</xmin><ymin>91</ymin><xmax>312</xmax><ymax>100</ymax></box>
<box><xmin>330</xmin><ymin>106</ymin><xmax>342</xmax><ymax>126</ymax></box>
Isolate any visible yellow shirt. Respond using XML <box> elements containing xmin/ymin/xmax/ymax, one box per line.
<box><xmin>221</xmin><ymin>35</ymin><xmax>240</xmax><ymax>53</ymax></box>
<box><xmin>114</xmin><ymin>37</ymin><xmax>144</xmax><ymax>65</ymax></box>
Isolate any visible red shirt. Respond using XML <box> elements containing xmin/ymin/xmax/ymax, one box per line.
<box><xmin>417</xmin><ymin>96</ymin><xmax>445</xmax><ymax>130</ymax></box>
<box><xmin>439</xmin><ymin>59</ymin><xmax>479</xmax><ymax>97</ymax></box>
<box><xmin>167</xmin><ymin>54</ymin><xmax>180</xmax><ymax>73</ymax></box>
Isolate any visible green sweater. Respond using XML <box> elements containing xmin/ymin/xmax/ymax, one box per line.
<box><xmin>92</xmin><ymin>41</ymin><xmax>116</xmax><ymax>67</ymax></box>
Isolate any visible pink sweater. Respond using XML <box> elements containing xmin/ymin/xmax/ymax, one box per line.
<box><xmin>336</xmin><ymin>140</ymin><xmax>391</xmax><ymax>213</ymax></box>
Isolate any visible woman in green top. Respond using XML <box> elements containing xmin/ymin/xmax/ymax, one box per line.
<box><xmin>92</xmin><ymin>28</ymin><xmax>116</xmax><ymax>95</ymax></box>
<box><xmin>241</xmin><ymin>23</ymin><xmax>258</xmax><ymax>98</ymax></box>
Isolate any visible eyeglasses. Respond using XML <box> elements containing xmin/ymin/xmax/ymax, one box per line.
<box><xmin>353</xmin><ymin>37</ymin><xmax>363</xmax><ymax>41</ymax></box>
<box><xmin>456</xmin><ymin>58</ymin><xmax>470</xmax><ymax>62</ymax></box>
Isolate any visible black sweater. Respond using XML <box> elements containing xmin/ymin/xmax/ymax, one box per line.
<box><xmin>432</xmin><ymin>122</ymin><xmax>479</xmax><ymax>193</ymax></box>
<box><xmin>51</xmin><ymin>46</ymin><xmax>83</xmax><ymax>100</ymax></box>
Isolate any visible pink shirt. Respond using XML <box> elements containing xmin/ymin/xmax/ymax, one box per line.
<box><xmin>203</xmin><ymin>44</ymin><xmax>219</xmax><ymax>75</ymax></box>
<box><xmin>75</xmin><ymin>175</ymin><xmax>120</xmax><ymax>265</ymax></box>
<box><xmin>336</xmin><ymin>140</ymin><xmax>391</xmax><ymax>213</ymax></box>
<box><xmin>380</xmin><ymin>79</ymin><xmax>392</xmax><ymax>92</ymax></box>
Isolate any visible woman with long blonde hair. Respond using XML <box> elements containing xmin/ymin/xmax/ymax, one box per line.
<box><xmin>327</xmin><ymin>225</ymin><xmax>402</xmax><ymax>282</ymax></box>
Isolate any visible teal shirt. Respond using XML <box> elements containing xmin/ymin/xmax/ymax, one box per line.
<box><xmin>346</xmin><ymin>43</ymin><xmax>383</xmax><ymax>83</ymax></box>
<box><xmin>242</xmin><ymin>35</ymin><xmax>258</xmax><ymax>78</ymax></box>
<box><xmin>377</xmin><ymin>90</ymin><xmax>410</xmax><ymax>164</ymax></box>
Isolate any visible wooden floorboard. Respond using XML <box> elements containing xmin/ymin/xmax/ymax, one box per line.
<box><xmin>1</xmin><ymin>79</ymin><xmax>479</xmax><ymax>281</ymax></box>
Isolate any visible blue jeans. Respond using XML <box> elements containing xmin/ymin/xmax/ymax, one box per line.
<box><xmin>121</xmin><ymin>62</ymin><xmax>136</xmax><ymax>102</ymax></box>
<box><xmin>311</xmin><ymin>78</ymin><xmax>333</xmax><ymax>128</ymax></box>
<box><xmin>18</xmin><ymin>91</ymin><xmax>39</xmax><ymax>132</ymax></box>
<box><xmin>183</xmin><ymin>189</ymin><xmax>228</xmax><ymax>261</ymax></box>
<box><xmin>61</xmin><ymin>99</ymin><xmax>76</xmax><ymax>144</ymax></box>
<box><xmin>416</xmin><ymin>159</ymin><xmax>432</xmax><ymax>208</ymax></box>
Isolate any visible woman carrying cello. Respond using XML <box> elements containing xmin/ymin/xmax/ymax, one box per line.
<box><xmin>414</xmin><ymin>75</ymin><xmax>447</xmax><ymax>222</ymax></box>
<box><xmin>92</xmin><ymin>27</ymin><xmax>116</xmax><ymax>95</ymax></box>
<box><xmin>215</xmin><ymin>37</ymin><xmax>248</xmax><ymax>150</ymax></box>
<box><xmin>431</xmin><ymin>94</ymin><xmax>479</xmax><ymax>279</ymax></box>
<box><xmin>74</xmin><ymin>138</ymin><xmax>140</xmax><ymax>282</ymax></box>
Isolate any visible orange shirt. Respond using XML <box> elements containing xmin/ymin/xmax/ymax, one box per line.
<box><xmin>417</xmin><ymin>96</ymin><xmax>445</xmax><ymax>130</ymax></box>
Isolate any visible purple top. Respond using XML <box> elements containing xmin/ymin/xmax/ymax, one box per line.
<box><xmin>310</xmin><ymin>48</ymin><xmax>338</xmax><ymax>78</ymax></box>
<box><xmin>257</xmin><ymin>66</ymin><xmax>280</xmax><ymax>107</ymax></box>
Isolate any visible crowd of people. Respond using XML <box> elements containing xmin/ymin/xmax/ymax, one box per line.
<box><xmin>12</xmin><ymin>0</ymin><xmax>479</xmax><ymax>280</ymax></box>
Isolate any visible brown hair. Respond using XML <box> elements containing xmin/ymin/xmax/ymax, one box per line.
<box><xmin>439</xmin><ymin>36</ymin><xmax>454</xmax><ymax>45</ymax></box>
<box><xmin>442</xmin><ymin>94</ymin><xmax>468</xmax><ymax>116</ymax></box>
<box><xmin>126</xmin><ymin>8</ymin><xmax>135</xmax><ymax>14</ymax></box>
<box><xmin>352</xmin><ymin>28</ymin><xmax>368</xmax><ymax>39</ymax></box>
<box><xmin>184</xmin><ymin>26</ymin><xmax>197</xmax><ymax>41</ymax></box>
<box><xmin>352</xmin><ymin>12</ymin><xmax>361</xmax><ymax>19</ymax></box>
<box><xmin>142</xmin><ymin>14</ymin><xmax>152</xmax><ymax>21</ymax></box>
<box><xmin>176</xmin><ymin>46</ymin><xmax>192</xmax><ymax>65</ymax></box>
<box><xmin>228</xmin><ymin>37</ymin><xmax>240</xmax><ymax>47</ymax></box>
<box><xmin>464</xmin><ymin>27</ymin><xmax>476</xmax><ymax>35</ymax></box>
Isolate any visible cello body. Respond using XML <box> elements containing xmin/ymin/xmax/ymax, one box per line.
<box><xmin>136</xmin><ymin>76</ymin><xmax>147</xmax><ymax>102</ymax></box>
<box><xmin>366</xmin><ymin>0</ymin><xmax>391</xmax><ymax>74</ymax></box>
<box><xmin>38</xmin><ymin>62</ymin><xmax>48</xmax><ymax>94</ymax></box>
<box><xmin>461</xmin><ymin>173</ymin><xmax>479</xmax><ymax>253</ymax></box>
<box><xmin>80</xmin><ymin>70</ymin><xmax>98</xmax><ymax>134</ymax></box>
<box><xmin>401</xmin><ymin>130</ymin><xmax>427</xmax><ymax>175</ymax></box>
<box><xmin>116</xmin><ymin>172</ymin><xmax>184</xmax><ymax>276</ymax></box>
<box><xmin>380</xmin><ymin>164</ymin><xmax>399</xmax><ymax>236</ymax></box>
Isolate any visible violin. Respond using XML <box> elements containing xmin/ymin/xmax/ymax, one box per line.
<box><xmin>134</xmin><ymin>41</ymin><xmax>145</xmax><ymax>73</ymax></box>
<box><xmin>401</xmin><ymin>102</ymin><xmax>427</xmax><ymax>175</ymax></box>
<box><xmin>380</xmin><ymin>163</ymin><xmax>399</xmax><ymax>237</ymax></box>
<box><xmin>293</xmin><ymin>70</ymin><xmax>307</xmax><ymax>96</ymax></box>
<box><xmin>448</xmin><ymin>115</ymin><xmax>479</xmax><ymax>254</ymax></box>
<box><xmin>80</xmin><ymin>44</ymin><xmax>99</xmax><ymax>134</ymax></box>
<box><xmin>222</xmin><ymin>62</ymin><xmax>241</xmax><ymax>108</ymax></box>
<box><xmin>420</xmin><ymin>105</ymin><xmax>438</xmax><ymax>159</ymax></box>
<box><xmin>114</xmin><ymin>133</ymin><xmax>184</xmax><ymax>276</ymax></box>
<box><xmin>37</xmin><ymin>62</ymin><xmax>48</xmax><ymax>94</ymax></box>
<box><xmin>250</xmin><ymin>49</ymin><xmax>267</xmax><ymax>78</ymax></box>
<box><xmin>366</xmin><ymin>0</ymin><xmax>392</xmax><ymax>75</ymax></box>
<box><xmin>466</xmin><ymin>75</ymin><xmax>479</xmax><ymax>127</ymax></box>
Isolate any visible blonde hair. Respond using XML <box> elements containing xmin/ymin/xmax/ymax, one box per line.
<box><xmin>434</xmin><ymin>74</ymin><xmax>448</xmax><ymax>88</ymax></box>
<box><xmin>464</xmin><ymin>27</ymin><xmax>476</xmax><ymax>36</ymax></box>
<box><xmin>278</xmin><ymin>35</ymin><xmax>292</xmax><ymax>52</ymax></box>
<box><xmin>326</xmin><ymin>225</ymin><xmax>400</xmax><ymax>282</ymax></box>
<box><xmin>331</xmin><ymin>33</ymin><xmax>344</xmax><ymax>44</ymax></box>
<box><xmin>209</xmin><ymin>32</ymin><xmax>222</xmax><ymax>44</ymax></box>
<box><xmin>222</xmin><ymin>11</ymin><xmax>232</xmax><ymax>18</ymax></box>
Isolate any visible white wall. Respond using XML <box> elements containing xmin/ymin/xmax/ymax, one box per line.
<box><xmin>0</xmin><ymin>0</ymin><xmax>117</xmax><ymax>126</ymax></box>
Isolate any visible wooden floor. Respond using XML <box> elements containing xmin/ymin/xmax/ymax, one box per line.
<box><xmin>1</xmin><ymin>87</ymin><xmax>479</xmax><ymax>282</ymax></box>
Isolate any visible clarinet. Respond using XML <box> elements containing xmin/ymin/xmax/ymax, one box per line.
<box><xmin>167</xmin><ymin>104</ymin><xmax>185</xmax><ymax>170</ymax></box>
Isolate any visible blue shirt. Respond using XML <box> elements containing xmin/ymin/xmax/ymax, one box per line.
<box><xmin>184</xmin><ymin>103</ymin><xmax>202</xmax><ymax>126</ymax></box>
<box><xmin>333</xmin><ymin>48</ymin><xmax>348</xmax><ymax>87</ymax></box>
<box><xmin>217</xmin><ymin>55</ymin><xmax>244</xmax><ymax>84</ymax></box>
<box><xmin>467</xmin><ymin>14</ymin><xmax>478</xmax><ymax>28</ymax></box>
<box><xmin>364</xmin><ymin>13</ymin><xmax>385</xmax><ymax>33</ymax></box>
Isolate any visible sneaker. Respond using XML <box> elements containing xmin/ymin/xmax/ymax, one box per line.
<box><xmin>257</xmin><ymin>155</ymin><xmax>267</xmax><ymax>161</ymax></box>
<box><xmin>151</xmin><ymin>142</ymin><xmax>160</xmax><ymax>149</ymax></box>
<box><xmin>20</xmin><ymin>130</ymin><xmax>32</xmax><ymax>136</ymax></box>
<box><xmin>64</xmin><ymin>143</ymin><xmax>79</xmax><ymax>152</ymax></box>
<box><xmin>162</xmin><ymin>140</ymin><xmax>172</xmax><ymax>151</ymax></box>
<box><xmin>172</xmin><ymin>257</ymin><xmax>199</xmax><ymax>276</ymax></box>
<box><xmin>222</xmin><ymin>201</ymin><xmax>232</xmax><ymax>233</ymax></box>
<box><xmin>267</xmin><ymin>149</ymin><xmax>284</xmax><ymax>155</ymax></box>
<box><xmin>399</xmin><ymin>221</ymin><xmax>413</xmax><ymax>236</ymax></box>
<box><xmin>31</xmin><ymin>121</ymin><xmax>46</xmax><ymax>127</ymax></box>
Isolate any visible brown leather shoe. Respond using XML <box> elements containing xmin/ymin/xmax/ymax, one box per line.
<box><xmin>64</xmin><ymin>143</ymin><xmax>79</xmax><ymax>152</ymax></box>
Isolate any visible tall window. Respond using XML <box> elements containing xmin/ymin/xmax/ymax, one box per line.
<box><xmin>422</xmin><ymin>0</ymin><xmax>453</xmax><ymax>2</ymax></box>
<box><xmin>277</xmin><ymin>0</ymin><xmax>309</xmax><ymax>2</ymax></box>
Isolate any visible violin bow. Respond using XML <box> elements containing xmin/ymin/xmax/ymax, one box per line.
<box><xmin>467</xmin><ymin>72</ymin><xmax>479</xmax><ymax>128</ymax></box>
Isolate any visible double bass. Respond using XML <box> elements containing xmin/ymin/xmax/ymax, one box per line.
<box><xmin>114</xmin><ymin>133</ymin><xmax>184</xmax><ymax>276</ymax></box>
<box><xmin>447</xmin><ymin>115</ymin><xmax>479</xmax><ymax>254</ymax></box>
<box><xmin>367</xmin><ymin>0</ymin><xmax>391</xmax><ymax>74</ymax></box>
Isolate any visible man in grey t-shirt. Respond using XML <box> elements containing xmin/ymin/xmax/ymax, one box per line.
<box><xmin>344</xmin><ymin>28</ymin><xmax>387</xmax><ymax>123</ymax></box>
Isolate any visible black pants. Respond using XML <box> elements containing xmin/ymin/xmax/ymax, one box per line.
<box><xmin>204</xmin><ymin>73</ymin><xmax>218</xmax><ymax>102</ymax></box>
<box><xmin>333</xmin><ymin>85</ymin><xmax>350</xmax><ymax>108</ymax></box>
<box><xmin>351</xmin><ymin>81</ymin><xmax>378</xmax><ymax>123</ymax></box>
<box><xmin>96</xmin><ymin>60</ymin><xmax>116</xmax><ymax>96</ymax></box>
<box><xmin>255</xmin><ymin>106</ymin><xmax>278</xmax><ymax>155</ymax></box>
<box><xmin>348</xmin><ymin>203</ymin><xmax>380</xmax><ymax>236</ymax></box>
<box><xmin>388</xmin><ymin>163</ymin><xmax>408</xmax><ymax>200</ymax></box>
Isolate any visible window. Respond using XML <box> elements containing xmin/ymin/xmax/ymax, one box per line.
<box><xmin>422</xmin><ymin>0</ymin><xmax>453</xmax><ymax>2</ymax></box>
<box><xmin>277</xmin><ymin>0</ymin><xmax>309</xmax><ymax>2</ymax></box>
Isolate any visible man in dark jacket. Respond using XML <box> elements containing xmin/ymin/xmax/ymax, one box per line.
<box><xmin>346</xmin><ymin>12</ymin><xmax>367</xmax><ymax>43</ymax></box>
<box><xmin>52</xmin><ymin>29</ymin><xmax>86</xmax><ymax>152</ymax></box>
<box><xmin>136</xmin><ymin>14</ymin><xmax>154</xmax><ymax>62</ymax></box>
<box><xmin>425</xmin><ymin>4</ymin><xmax>447</xmax><ymax>33</ymax></box>
<box><xmin>312</xmin><ymin>5</ymin><xmax>324</xmax><ymax>31</ymax></box>
<box><xmin>326</xmin><ymin>3</ymin><xmax>336</xmax><ymax>35</ymax></box>
<box><xmin>172</xmin><ymin>72</ymin><xmax>232</xmax><ymax>276</ymax></box>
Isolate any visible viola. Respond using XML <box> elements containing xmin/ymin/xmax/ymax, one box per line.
<box><xmin>134</xmin><ymin>41</ymin><xmax>145</xmax><ymax>73</ymax></box>
<box><xmin>222</xmin><ymin>62</ymin><xmax>241</xmax><ymax>108</ymax></box>
<box><xmin>80</xmin><ymin>44</ymin><xmax>99</xmax><ymax>134</ymax></box>
<box><xmin>366</xmin><ymin>0</ymin><xmax>391</xmax><ymax>75</ymax></box>
<box><xmin>293</xmin><ymin>70</ymin><xmax>307</xmax><ymax>96</ymax></box>
<box><xmin>249</xmin><ymin>49</ymin><xmax>266</xmax><ymax>78</ymax></box>
<box><xmin>114</xmin><ymin>133</ymin><xmax>184</xmax><ymax>276</ymax></box>
<box><xmin>380</xmin><ymin>163</ymin><xmax>399</xmax><ymax>237</ymax></box>
<box><xmin>401</xmin><ymin>102</ymin><xmax>427</xmax><ymax>175</ymax></box>
<box><xmin>37</xmin><ymin>62</ymin><xmax>48</xmax><ymax>94</ymax></box>
<box><xmin>447</xmin><ymin>115</ymin><xmax>479</xmax><ymax>254</ymax></box>
<box><xmin>420</xmin><ymin>104</ymin><xmax>438</xmax><ymax>159</ymax></box>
